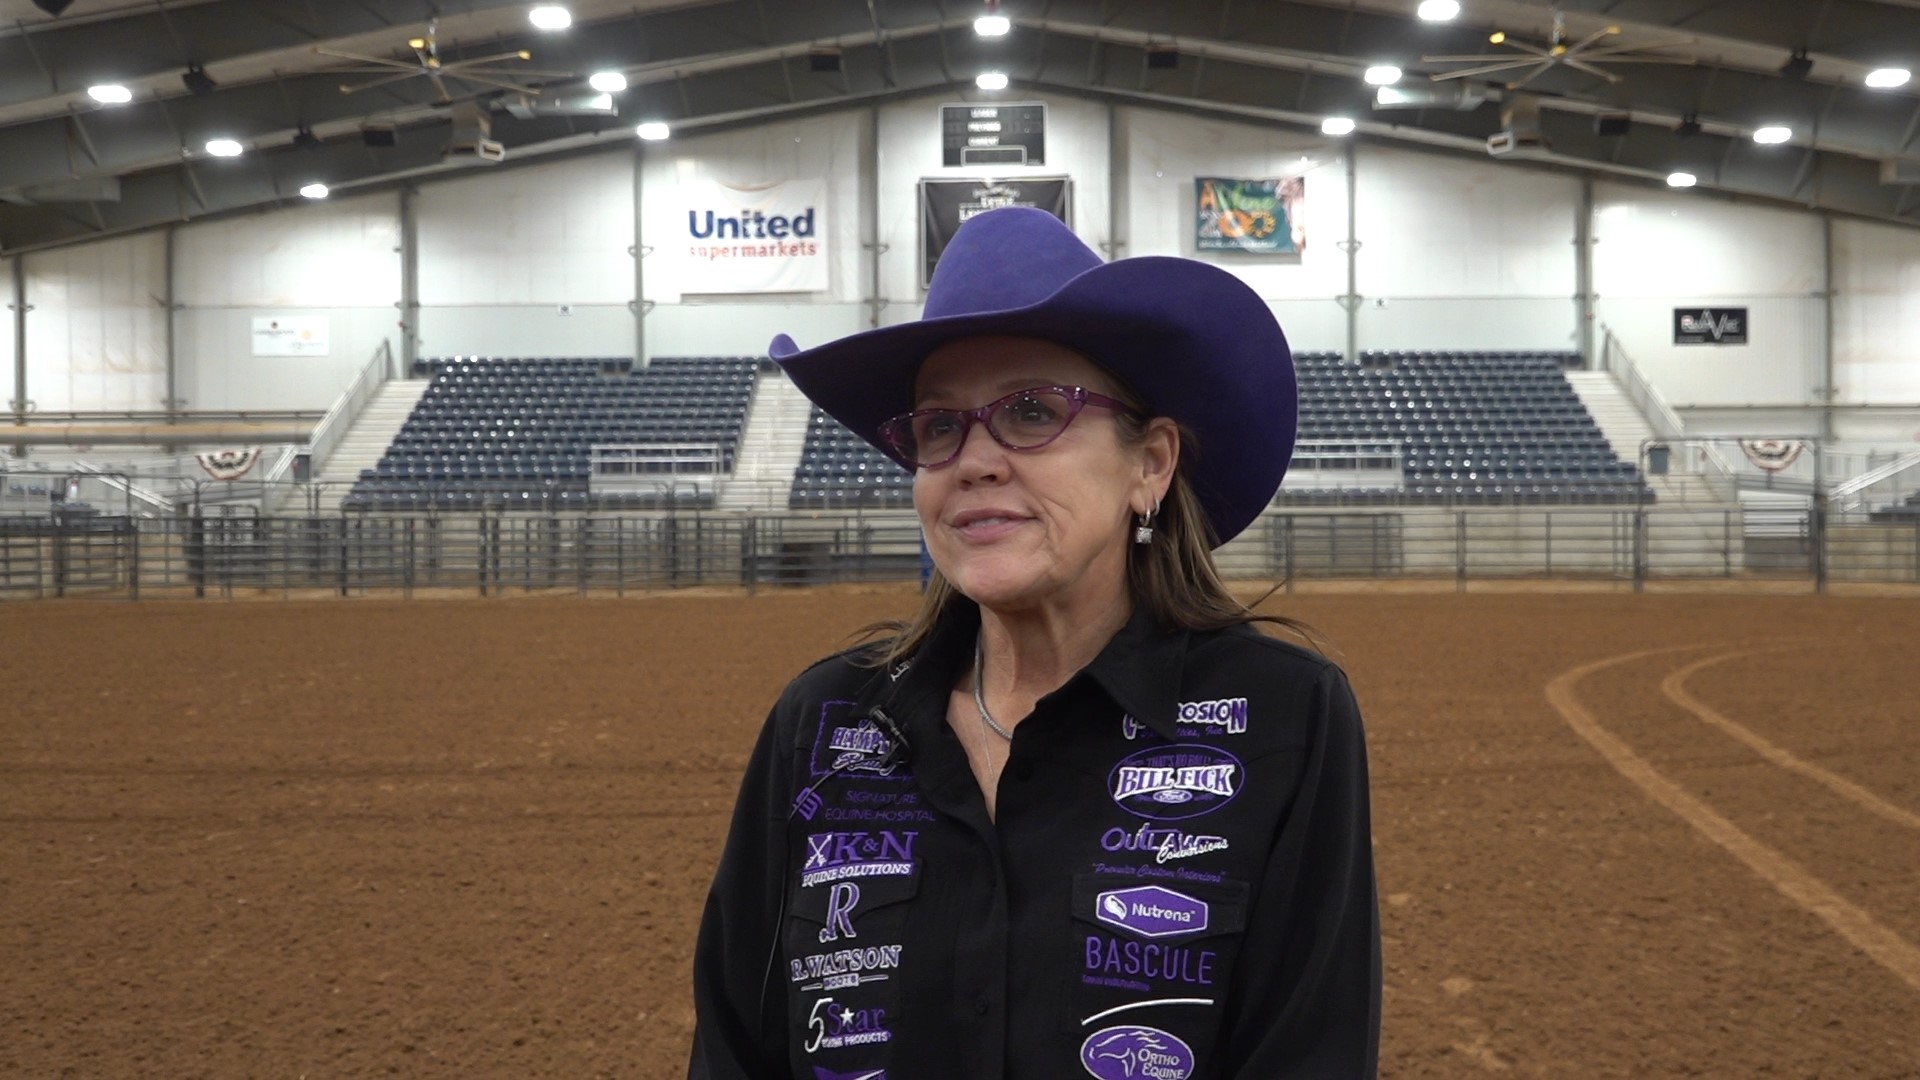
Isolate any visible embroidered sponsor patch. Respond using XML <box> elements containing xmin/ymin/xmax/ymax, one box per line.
<box><xmin>791</xmin><ymin>943</ymin><xmax>905</xmax><ymax>991</ymax></box>
<box><xmin>1080</xmin><ymin>1024</ymin><xmax>1196</xmax><ymax>1080</ymax></box>
<box><xmin>1099</xmin><ymin>824</ymin><xmax>1230</xmax><ymax>864</ymax></box>
<box><xmin>1123</xmin><ymin>698</ymin><xmax>1250</xmax><ymax>740</ymax></box>
<box><xmin>1095</xmin><ymin>886</ymin><xmax>1209</xmax><ymax>940</ymax></box>
<box><xmin>814</xmin><ymin>1069</ymin><xmax>888</xmax><ymax>1080</ymax></box>
<box><xmin>811</xmin><ymin>703</ymin><xmax>908</xmax><ymax>781</ymax></box>
<box><xmin>804</xmin><ymin>997</ymin><xmax>894</xmax><ymax>1052</ymax></box>
<box><xmin>1109</xmin><ymin>745</ymin><xmax>1242</xmax><ymax>820</ymax></box>
<box><xmin>1083</xmin><ymin>933</ymin><xmax>1219</xmax><ymax>990</ymax></box>
<box><xmin>801</xmin><ymin>830</ymin><xmax>919</xmax><ymax>888</ymax></box>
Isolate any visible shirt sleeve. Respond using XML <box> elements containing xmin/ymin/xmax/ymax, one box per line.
<box><xmin>1220</xmin><ymin>662</ymin><xmax>1382</xmax><ymax>1078</ymax></box>
<box><xmin>687</xmin><ymin>699</ymin><xmax>794</xmax><ymax>1079</ymax></box>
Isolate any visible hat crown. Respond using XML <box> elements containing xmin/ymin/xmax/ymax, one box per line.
<box><xmin>923</xmin><ymin>208</ymin><xmax>1103</xmax><ymax>319</ymax></box>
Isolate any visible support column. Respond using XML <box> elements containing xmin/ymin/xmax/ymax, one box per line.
<box><xmin>1575</xmin><ymin>178</ymin><xmax>1595</xmax><ymax>368</ymax></box>
<box><xmin>1337</xmin><ymin>143</ymin><xmax>1361</xmax><ymax>363</ymax></box>
<box><xmin>398</xmin><ymin>186</ymin><xmax>420</xmax><ymax>375</ymax></box>
<box><xmin>632</xmin><ymin>142</ymin><xmax>649</xmax><ymax>362</ymax></box>
<box><xmin>1820</xmin><ymin>213</ymin><xmax>1836</xmax><ymax>443</ymax></box>
<box><xmin>9</xmin><ymin>254</ymin><xmax>26</xmax><ymax>425</ymax></box>
<box><xmin>864</xmin><ymin>105</ymin><xmax>885</xmax><ymax>328</ymax></box>
<box><xmin>163</xmin><ymin>225</ymin><xmax>181</xmax><ymax>415</ymax></box>
<box><xmin>1105</xmin><ymin>102</ymin><xmax>1127</xmax><ymax>261</ymax></box>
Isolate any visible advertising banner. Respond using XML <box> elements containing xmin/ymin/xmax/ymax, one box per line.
<box><xmin>679</xmin><ymin>178</ymin><xmax>829</xmax><ymax>294</ymax></box>
<box><xmin>920</xmin><ymin>177</ymin><xmax>1071</xmax><ymax>288</ymax></box>
<box><xmin>250</xmin><ymin>316</ymin><xmax>330</xmax><ymax>357</ymax></box>
<box><xmin>1194</xmin><ymin>177</ymin><xmax>1305</xmax><ymax>255</ymax></box>
<box><xmin>1673</xmin><ymin>307</ymin><xmax>1748</xmax><ymax>345</ymax></box>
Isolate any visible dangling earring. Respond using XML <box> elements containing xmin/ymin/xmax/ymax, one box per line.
<box><xmin>1134</xmin><ymin>499</ymin><xmax>1159</xmax><ymax>545</ymax></box>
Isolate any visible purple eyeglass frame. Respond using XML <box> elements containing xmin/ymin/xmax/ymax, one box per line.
<box><xmin>876</xmin><ymin>384</ymin><xmax>1141</xmax><ymax>470</ymax></box>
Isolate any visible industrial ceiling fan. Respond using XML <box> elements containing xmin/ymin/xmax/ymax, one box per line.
<box><xmin>312</xmin><ymin>18</ymin><xmax>575</xmax><ymax>101</ymax></box>
<box><xmin>1422</xmin><ymin>10</ymin><xmax>1694</xmax><ymax>89</ymax></box>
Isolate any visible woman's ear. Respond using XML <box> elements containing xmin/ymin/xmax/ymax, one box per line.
<box><xmin>1138</xmin><ymin>417</ymin><xmax>1180</xmax><ymax>507</ymax></box>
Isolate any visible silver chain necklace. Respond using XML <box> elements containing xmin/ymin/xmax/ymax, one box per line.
<box><xmin>972</xmin><ymin>637</ymin><xmax>1015</xmax><ymax>741</ymax></box>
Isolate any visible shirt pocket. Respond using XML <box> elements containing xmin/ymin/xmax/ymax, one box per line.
<box><xmin>1059</xmin><ymin>872</ymin><xmax>1252</xmax><ymax>1055</ymax></box>
<box><xmin>782</xmin><ymin>868</ymin><xmax>920</xmax><ymax>1066</ymax></box>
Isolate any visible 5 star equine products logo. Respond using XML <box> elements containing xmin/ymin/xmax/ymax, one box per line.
<box><xmin>804</xmin><ymin>997</ymin><xmax>893</xmax><ymax>1053</ymax></box>
<box><xmin>1109</xmin><ymin>745</ymin><xmax>1242</xmax><ymax>821</ymax></box>
<box><xmin>1081</xmin><ymin>1024</ymin><xmax>1196</xmax><ymax>1080</ymax></box>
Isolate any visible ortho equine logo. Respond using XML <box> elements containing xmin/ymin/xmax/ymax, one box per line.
<box><xmin>1096</xmin><ymin>886</ymin><xmax>1210</xmax><ymax>939</ymax></box>
<box><xmin>1080</xmin><ymin>1024</ymin><xmax>1196</xmax><ymax>1080</ymax></box>
<box><xmin>1109</xmin><ymin>745</ymin><xmax>1242</xmax><ymax>820</ymax></box>
<box><xmin>801</xmin><ymin>831</ymin><xmax>918</xmax><ymax>887</ymax></box>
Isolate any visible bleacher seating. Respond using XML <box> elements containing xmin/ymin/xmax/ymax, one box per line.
<box><xmin>344</xmin><ymin>356</ymin><xmax>755</xmax><ymax>511</ymax></box>
<box><xmin>1287</xmin><ymin>350</ymin><xmax>1651</xmax><ymax>505</ymax></box>
<box><xmin>789</xmin><ymin>349</ymin><xmax>1648</xmax><ymax>509</ymax></box>
<box><xmin>1870</xmin><ymin>489</ymin><xmax>1920</xmax><ymax>522</ymax></box>
<box><xmin>789</xmin><ymin>406</ymin><xmax>914</xmax><ymax>508</ymax></box>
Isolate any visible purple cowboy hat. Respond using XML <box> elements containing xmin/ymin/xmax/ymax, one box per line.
<box><xmin>769</xmin><ymin>207</ymin><xmax>1296</xmax><ymax>546</ymax></box>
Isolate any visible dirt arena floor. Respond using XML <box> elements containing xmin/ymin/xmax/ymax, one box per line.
<box><xmin>3</xmin><ymin>587</ymin><xmax>1917</xmax><ymax>1078</ymax></box>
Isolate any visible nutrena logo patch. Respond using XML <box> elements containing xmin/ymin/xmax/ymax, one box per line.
<box><xmin>1080</xmin><ymin>1024</ymin><xmax>1196</xmax><ymax>1080</ymax></box>
<box><xmin>1095</xmin><ymin>885</ymin><xmax>1210</xmax><ymax>939</ymax></box>
<box><xmin>1108</xmin><ymin>745</ymin><xmax>1242</xmax><ymax>820</ymax></box>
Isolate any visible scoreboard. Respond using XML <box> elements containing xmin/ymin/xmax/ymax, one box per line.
<box><xmin>941</xmin><ymin>103</ymin><xmax>1046</xmax><ymax>166</ymax></box>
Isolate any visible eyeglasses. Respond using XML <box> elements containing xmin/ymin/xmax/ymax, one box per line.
<box><xmin>876</xmin><ymin>385</ymin><xmax>1141</xmax><ymax>470</ymax></box>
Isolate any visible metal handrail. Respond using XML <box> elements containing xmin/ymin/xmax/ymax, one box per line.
<box><xmin>1601</xmin><ymin>329</ymin><xmax>1733</xmax><ymax>479</ymax></box>
<box><xmin>66</xmin><ymin>463</ymin><xmax>173</xmax><ymax>514</ymax></box>
<box><xmin>305</xmin><ymin>340</ymin><xmax>395</xmax><ymax>477</ymax></box>
<box><xmin>1830</xmin><ymin>450</ymin><xmax>1920</xmax><ymax>514</ymax></box>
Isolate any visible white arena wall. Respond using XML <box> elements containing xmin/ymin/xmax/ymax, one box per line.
<box><xmin>3</xmin><ymin>89</ymin><xmax>1918</xmax><ymax>446</ymax></box>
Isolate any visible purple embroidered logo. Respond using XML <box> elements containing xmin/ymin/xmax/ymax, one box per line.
<box><xmin>804</xmin><ymin>997</ymin><xmax>893</xmax><ymax>1052</ymax></box>
<box><xmin>1096</xmin><ymin>886</ymin><xmax>1209</xmax><ymax>939</ymax></box>
<box><xmin>1108</xmin><ymin>745</ymin><xmax>1241</xmax><ymax>820</ymax></box>
<box><xmin>1080</xmin><ymin>1024</ymin><xmax>1196</xmax><ymax>1080</ymax></box>
<box><xmin>801</xmin><ymin>830</ymin><xmax>918</xmax><ymax>887</ymax></box>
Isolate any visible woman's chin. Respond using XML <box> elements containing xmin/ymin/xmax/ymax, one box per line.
<box><xmin>943</xmin><ymin>560</ymin><xmax>1053</xmax><ymax>611</ymax></box>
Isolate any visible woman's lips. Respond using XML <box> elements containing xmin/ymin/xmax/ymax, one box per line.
<box><xmin>951</xmin><ymin>511</ymin><xmax>1029</xmax><ymax>542</ymax></box>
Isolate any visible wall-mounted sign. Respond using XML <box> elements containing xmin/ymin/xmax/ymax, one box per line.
<box><xmin>251</xmin><ymin>316</ymin><xmax>330</xmax><ymax>357</ymax></box>
<box><xmin>1673</xmin><ymin>307</ymin><xmax>1747</xmax><ymax>345</ymax></box>
<box><xmin>678</xmin><ymin>177</ymin><xmax>829</xmax><ymax>294</ymax></box>
<box><xmin>941</xmin><ymin>103</ymin><xmax>1046</xmax><ymax>166</ymax></box>
<box><xmin>920</xmin><ymin>177</ymin><xmax>1071</xmax><ymax>288</ymax></box>
<box><xmin>1195</xmin><ymin>177</ymin><xmax>1306</xmax><ymax>255</ymax></box>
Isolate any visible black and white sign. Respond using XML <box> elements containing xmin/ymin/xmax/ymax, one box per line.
<box><xmin>920</xmin><ymin>177</ymin><xmax>1070</xmax><ymax>288</ymax></box>
<box><xmin>1673</xmin><ymin>307</ymin><xmax>1748</xmax><ymax>345</ymax></box>
<box><xmin>941</xmin><ymin>103</ymin><xmax>1046</xmax><ymax>167</ymax></box>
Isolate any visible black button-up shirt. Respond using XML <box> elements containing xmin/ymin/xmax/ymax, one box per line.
<box><xmin>690</xmin><ymin>600</ymin><xmax>1380</xmax><ymax>1079</ymax></box>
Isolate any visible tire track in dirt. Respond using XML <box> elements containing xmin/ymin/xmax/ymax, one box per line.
<box><xmin>1544</xmin><ymin>645</ymin><xmax>1920</xmax><ymax>994</ymax></box>
<box><xmin>1659</xmin><ymin>648</ymin><xmax>1920</xmax><ymax>832</ymax></box>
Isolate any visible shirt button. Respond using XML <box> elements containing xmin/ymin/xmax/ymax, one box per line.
<box><xmin>974</xmin><ymin>996</ymin><xmax>991</xmax><ymax>1015</ymax></box>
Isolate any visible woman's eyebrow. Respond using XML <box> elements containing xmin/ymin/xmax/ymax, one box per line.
<box><xmin>915</xmin><ymin>377</ymin><xmax>1066</xmax><ymax>406</ymax></box>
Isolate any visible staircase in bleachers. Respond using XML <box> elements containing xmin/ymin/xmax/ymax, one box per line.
<box><xmin>1290</xmin><ymin>351</ymin><xmax>1652</xmax><ymax>505</ymax></box>
<box><xmin>344</xmin><ymin>356</ymin><xmax>755</xmax><ymax>511</ymax></box>
<box><xmin>790</xmin><ymin>406</ymin><xmax>913</xmax><ymax>509</ymax></box>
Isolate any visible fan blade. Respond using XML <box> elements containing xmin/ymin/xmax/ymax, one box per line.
<box><xmin>445</xmin><ymin>72</ymin><xmax>547</xmax><ymax>93</ymax></box>
<box><xmin>439</xmin><ymin>65</ymin><xmax>576</xmax><ymax>78</ymax></box>
<box><xmin>1498</xmin><ymin>40</ymin><xmax>1558</xmax><ymax>60</ymax></box>
<box><xmin>312</xmin><ymin>48</ymin><xmax>423</xmax><ymax>72</ymax></box>
<box><xmin>434</xmin><ymin>48</ymin><xmax>538</xmax><ymax>67</ymax></box>
<box><xmin>1562</xmin><ymin>58</ymin><xmax>1625</xmax><ymax>83</ymax></box>
<box><xmin>1422</xmin><ymin>53</ymin><xmax>1529</xmax><ymax>62</ymax></box>
<box><xmin>1505</xmin><ymin>64</ymin><xmax>1554</xmax><ymax>89</ymax></box>
<box><xmin>338</xmin><ymin>70</ymin><xmax>432</xmax><ymax>94</ymax></box>
<box><xmin>1430</xmin><ymin>59</ymin><xmax>1542</xmax><ymax>81</ymax></box>
<box><xmin>1565</xmin><ymin>26</ymin><xmax>1619</xmax><ymax>53</ymax></box>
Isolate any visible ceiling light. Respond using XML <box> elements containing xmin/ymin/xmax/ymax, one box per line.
<box><xmin>1363</xmin><ymin>65</ymin><xmax>1402</xmax><ymax>86</ymax></box>
<box><xmin>300</xmin><ymin>183</ymin><xmax>330</xmax><ymax>200</ymax></box>
<box><xmin>1866</xmin><ymin>67</ymin><xmax>1911</xmax><ymax>89</ymax></box>
<box><xmin>1417</xmin><ymin>0</ymin><xmax>1461</xmax><ymax>21</ymax></box>
<box><xmin>1752</xmin><ymin>125</ymin><xmax>1792</xmax><ymax>145</ymax></box>
<box><xmin>976</xmin><ymin>71</ymin><xmax>1010</xmax><ymax>90</ymax></box>
<box><xmin>635</xmin><ymin>121</ymin><xmax>670</xmax><ymax>140</ymax></box>
<box><xmin>528</xmin><ymin>5</ymin><xmax>571</xmax><ymax>30</ymax></box>
<box><xmin>975</xmin><ymin>14</ymin><xmax>1010</xmax><ymax>36</ymax></box>
<box><xmin>204</xmin><ymin>138</ymin><xmax>244</xmax><ymax>157</ymax></box>
<box><xmin>1666</xmin><ymin>172</ymin><xmax>1697</xmax><ymax>188</ymax></box>
<box><xmin>86</xmin><ymin>84</ymin><xmax>132</xmax><ymax>105</ymax></box>
<box><xmin>181</xmin><ymin>64</ymin><xmax>217</xmax><ymax>95</ymax></box>
<box><xmin>588</xmin><ymin>71</ymin><xmax>627</xmax><ymax>92</ymax></box>
<box><xmin>1321</xmin><ymin>116</ymin><xmax>1356</xmax><ymax>136</ymax></box>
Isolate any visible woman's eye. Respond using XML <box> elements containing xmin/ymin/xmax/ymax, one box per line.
<box><xmin>1008</xmin><ymin>396</ymin><xmax>1059</xmax><ymax>424</ymax></box>
<box><xmin>921</xmin><ymin>414</ymin><xmax>962</xmax><ymax>438</ymax></box>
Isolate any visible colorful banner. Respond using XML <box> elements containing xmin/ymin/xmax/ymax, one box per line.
<box><xmin>920</xmin><ymin>177</ymin><xmax>1071</xmax><ymax>288</ymax></box>
<box><xmin>678</xmin><ymin>178</ymin><xmax>828</xmax><ymax>294</ymax></box>
<box><xmin>1195</xmin><ymin>177</ymin><xmax>1305</xmax><ymax>255</ymax></box>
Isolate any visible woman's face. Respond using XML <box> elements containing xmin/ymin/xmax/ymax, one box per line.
<box><xmin>909</xmin><ymin>336</ymin><xmax>1174</xmax><ymax>616</ymax></box>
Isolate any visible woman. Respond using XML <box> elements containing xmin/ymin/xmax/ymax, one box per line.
<box><xmin>689</xmin><ymin>208</ymin><xmax>1379</xmax><ymax>1079</ymax></box>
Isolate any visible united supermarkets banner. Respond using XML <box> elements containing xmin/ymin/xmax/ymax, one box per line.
<box><xmin>678</xmin><ymin>178</ymin><xmax>828</xmax><ymax>294</ymax></box>
<box><xmin>1195</xmin><ymin>177</ymin><xmax>1305</xmax><ymax>255</ymax></box>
